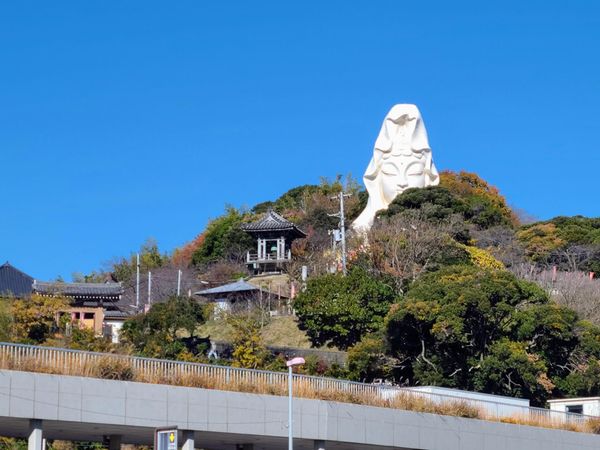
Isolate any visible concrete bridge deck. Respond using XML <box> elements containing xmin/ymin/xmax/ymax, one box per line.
<box><xmin>1</xmin><ymin>369</ymin><xmax>600</xmax><ymax>450</ymax></box>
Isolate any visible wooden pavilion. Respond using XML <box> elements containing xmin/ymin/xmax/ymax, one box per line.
<box><xmin>241</xmin><ymin>210</ymin><xmax>306</xmax><ymax>274</ymax></box>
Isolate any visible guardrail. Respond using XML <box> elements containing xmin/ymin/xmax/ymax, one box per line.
<box><xmin>0</xmin><ymin>342</ymin><xmax>592</xmax><ymax>428</ymax></box>
<box><xmin>212</xmin><ymin>340</ymin><xmax>348</xmax><ymax>366</ymax></box>
<box><xmin>0</xmin><ymin>342</ymin><xmax>366</xmax><ymax>394</ymax></box>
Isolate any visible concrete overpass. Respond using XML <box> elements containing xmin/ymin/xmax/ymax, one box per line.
<box><xmin>1</xmin><ymin>370</ymin><xmax>600</xmax><ymax>450</ymax></box>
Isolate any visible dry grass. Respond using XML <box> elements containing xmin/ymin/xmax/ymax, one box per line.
<box><xmin>197</xmin><ymin>315</ymin><xmax>312</xmax><ymax>349</ymax></box>
<box><xmin>1</xmin><ymin>355</ymin><xmax>95</xmax><ymax>377</ymax></box>
<box><xmin>93</xmin><ymin>356</ymin><xmax>134</xmax><ymax>381</ymax></box>
<box><xmin>499</xmin><ymin>413</ymin><xmax>584</xmax><ymax>433</ymax></box>
<box><xmin>1</xmin><ymin>353</ymin><xmax>599</xmax><ymax>435</ymax></box>
<box><xmin>584</xmin><ymin>417</ymin><xmax>600</xmax><ymax>434</ymax></box>
<box><xmin>389</xmin><ymin>393</ymin><xmax>481</xmax><ymax>418</ymax></box>
<box><xmin>260</xmin><ymin>316</ymin><xmax>312</xmax><ymax>348</ymax></box>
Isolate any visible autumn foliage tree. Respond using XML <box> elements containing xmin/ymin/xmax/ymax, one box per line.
<box><xmin>440</xmin><ymin>171</ymin><xmax>518</xmax><ymax>228</ymax></box>
<box><xmin>228</xmin><ymin>313</ymin><xmax>271</xmax><ymax>369</ymax></box>
<box><xmin>172</xmin><ymin>233</ymin><xmax>205</xmax><ymax>267</ymax></box>
<box><xmin>10</xmin><ymin>294</ymin><xmax>69</xmax><ymax>343</ymax></box>
<box><xmin>518</xmin><ymin>216</ymin><xmax>600</xmax><ymax>274</ymax></box>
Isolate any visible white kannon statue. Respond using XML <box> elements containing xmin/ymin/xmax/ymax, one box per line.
<box><xmin>352</xmin><ymin>104</ymin><xmax>440</xmax><ymax>231</ymax></box>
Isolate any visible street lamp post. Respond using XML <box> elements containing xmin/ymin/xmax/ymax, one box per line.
<box><xmin>286</xmin><ymin>357</ymin><xmax>305</xmax><ymax>450</ymax></box>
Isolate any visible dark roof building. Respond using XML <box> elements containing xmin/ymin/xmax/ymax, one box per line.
<box><xmin>33</xmin><ymin>280</ymin><xmax>122</xmax><ymax>298</ymax></box>
<box><xmin>241</xmin><ymin>210</ymin><xmax>306</xmax><ymax>274</ymax></box>
<box><xmin>0</xmin><ymin>262</ymin><xmax>34</xmax><ymax>297</ymax></box>
<box><xmin>33</xmin><ymin>280</ymin><xmax>123</xmax><ymax>305</ymax></box>
<box><xmin>241</xmin><ymin>210</ymin><xmax>306</xmax><ymax>238</ymax></box>
<box><xmin>195</xmin><ymin>279</ymin><xmax>262</xmax><ymax>298</ymax></box>
<box><xmin>195</xmin><ymin>278</ymin><xmax>287</xmax><ymax>309</ymax></box>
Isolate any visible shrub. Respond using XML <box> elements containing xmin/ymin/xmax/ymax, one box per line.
<box><xmin>461</xmin><ymin>244</ymin><xmax>505</xmax><ymax>270</ymax></box>
<box><xmin>584</xmin><ymin>417</ymin><xmax>600</xmax><ymax>434</ymax></box>
<box><xmin>94</xmin><ymin>357</ymin><xmax>134</xmax><ymax>381</ymax></box>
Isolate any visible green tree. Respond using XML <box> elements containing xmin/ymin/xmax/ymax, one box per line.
<box><xmin>518</xmin><ymin>216</ymin><xmax>600</xmax><ymax>273</ymax></box>
<box><xmin>384</xmin><ymin>265</ymin><xmax>564</xmax><ymax>404</ymax></box>
<box><xmin>120</xmin><ymin>296</ymin><xmax>207</xmax><ymax>359</ymax></box>
<box><xmin>294</xmin><ymin>266</ymin><xmax>396</xmax><ymax>349</ymax></box>
<box><xmin>379</xmin><ymin>186</ymin><xmax>466</xmax><ymax>222</ymax></box>
<box><xmin>191</xmin><ymin>207</ymin><xmax>254</xmax><ymax>266</ymax></box>
<box><xmin>0</xmin><ymin>437</ymin><xmax>27</xmax><ymax>449</ymax></box>
<box><xmin>473</xmin><ymin>339</ymin><xmax>554</xmax><ymax>403</ymax></box>
<box><xmin>551</xmin><ymin>216</ymin><xmax>600</xmax><ymax>245</ymax></box>
<box><xmin>257</xmin><ymin>184</ymin><xmax>321</xmax><ymax>213</ymax></box>
<box><xmin>555</xmin><ymin>321</ymin><xmax>600</xmax><ymax>397</ymax></box>
<box><xmin>111</xmin><ymin>238</ymin><xmax>169</xmax><ymax>282</ymax></box>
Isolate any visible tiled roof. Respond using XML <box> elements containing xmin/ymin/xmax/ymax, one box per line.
<box><xmin>241</xmin><ymin>210</ymin><xmax>306</xmax><ymax>237</ymax></box>
<box><xmin>103</xmin><ymin>309</ymin><xmax>131</xmax><ymax>319</ymax></box>
<box><xmin>33</xmin><ymin>280</ymin><xmax>123</xmax><ymax>297</ymax></box>
<box><xmin>194</xmin><ymin>279</ymin><xmax>260</xmax><ymax>296</ymax></box>
<box><xmin>0</xmin><ymin>262</ymin><xmax>34</xmax><ymax>297</ymax></box>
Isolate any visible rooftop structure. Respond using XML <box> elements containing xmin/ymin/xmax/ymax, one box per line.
<box><xmin>0</xmin><ymin>262</ymin><xmax>34</xmax><ymax>297</ymax></box>
<box><xmin>33</xmin><ymin>280</ymin><xmax>125</xmax><ymax>340</ymax></box>
<box><xmin>33</xmin><ymin>280</ymin><xmax>123</xmax><ymax>302</ymax></box>
<box><xmin>195</xmin><ymin>279</ymin><xmax>263</xmax><ymax>297</ymax></box>
<box><xmin>400</xmin><ymin>386</ymin><xmax>530</xmax><ymax>417</ymax></box>
<box><xmin>241</xmin><ymin>210</ymin><xmax>306</xmax><ymax>274</ymax></box>
<box><xmin>548</xmin><ymin>397</ymin><xmax>600</xmax><ymax>416</ymax></box>
<box><xmin>195</xmin><ymin>278</ymin><xmax>288</xmax><ymax>315</ymax></box>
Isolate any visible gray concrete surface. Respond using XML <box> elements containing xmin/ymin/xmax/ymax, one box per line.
<box><xmin>1</xmin><ymin>369</ymin><xmax>600</xmax><ymax>449</ymax></box>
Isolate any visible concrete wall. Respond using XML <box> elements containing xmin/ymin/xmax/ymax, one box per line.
<box><xmin>1</xmin><ymin>369</ymin><xmax>600</xmax><ymax>449</ymax></box>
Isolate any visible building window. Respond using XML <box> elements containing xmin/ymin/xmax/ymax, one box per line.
<box><xmin>566</xmin><ymin>404</ymin><xmax>583</xmax><ymax>414</ymax></box>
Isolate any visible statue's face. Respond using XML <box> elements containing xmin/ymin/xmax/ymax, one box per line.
<box><xmin>379</xmin><ymin>158</ymin><xmax>426</xmax><ymax>204</ymax></box>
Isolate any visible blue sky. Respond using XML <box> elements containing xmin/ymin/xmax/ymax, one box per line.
<box><xmin>1</xmin><ymin>1</ymin><xmax>599</xmax><ymax>281</ymax></box>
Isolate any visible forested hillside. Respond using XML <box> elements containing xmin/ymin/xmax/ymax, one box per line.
<box><xmin>2</xmin><ymin>170</ymin><xmax>600</xmax><ymax>407</ymax></box>
<box><xmin>158</xmin><ymin>170</ymin><xmax>600</xmax><ymax>406</ymax></box>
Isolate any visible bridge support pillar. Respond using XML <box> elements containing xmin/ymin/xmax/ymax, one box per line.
<box><xmin>314</xmin><ymin>440</ymin><xmax>326</xmax><ymax>450</ymax></box>
<box><xmin>181</xmin><ymin>430</ymin><xmax>195</xmax><ymax>450</ymax></box>
<box><xmin>28</xmin><ymin>419</ymin><xmax>43</xmax><ymax>450</ymax></box>
<box><xmin>108</xmin><ymin>434</ymin><xmax>122</xmax><ymax>450</ymax></box>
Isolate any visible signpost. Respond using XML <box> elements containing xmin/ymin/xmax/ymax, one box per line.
<box><xmin>155</xmin><ymin>428</ymin><xmax>178</xmax><ymax>450</ymax></box>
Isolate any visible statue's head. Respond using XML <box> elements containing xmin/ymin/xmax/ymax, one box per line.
<box><xmin>353</xmin><ymin>104</ymin><xmax>439</xmax><ymax>230</ymax></box>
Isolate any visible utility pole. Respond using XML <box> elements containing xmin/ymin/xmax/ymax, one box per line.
<box><xmin>177</xmin><ymin>269</ymin><xmax>182</xmax><ymax>296</ymax></box>
<box><xmin>135</xmin><ymin>253</ymin><xmax>140</xmax><ymax>310</ymax></box>
<box><xmin>329</xmin><ymin>191</ymin><xmax>351</xmax><ymax>275</ymax></box>
<box><xmin>339</xmin><ymin>191</ymin><xmax>348</xmax><ymax>276</ymax></box>
<box><xmin>148</xmin><ymin>271</ymin><xmax>152</xmax><ymax>306</ymax></box>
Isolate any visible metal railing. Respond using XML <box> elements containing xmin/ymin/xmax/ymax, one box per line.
<box><xmin>246</xmin><ymin>250</ymin><xmax>292</xmax><ymax>263</ymax></box>
<box><xmin>0</xmin><ymin>342</ymin><xmax>367</xmax><ymax>394</ymax></box>
<box><xmin>0</xmin><ymin>342</ymin><xmax>593</xmax><ymax>427</ymax></box>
